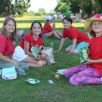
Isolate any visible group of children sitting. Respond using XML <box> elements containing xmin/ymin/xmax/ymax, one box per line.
<box><xmin>0</xmin><ymin>13</ymin><xmax>102</xmax><ymax>86</ymax></box>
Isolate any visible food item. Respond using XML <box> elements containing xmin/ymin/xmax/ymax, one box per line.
<box><xmin>48</xmin><ymin>80</ymin><xmax>54</xmax><ymax>84</ymax></box>
<box><xmin>25</xmin><ymin>78</ymin><xmax>40</xmax><ymax>85</ymax></box>
<box><xmin>80</xmin><ymin>47</ymin><xmax>89</xmax><ymax>63</ymax></box>
<box><xmin>54</xmin><ymin>74</ymin><xmax>60</xmax><ymax>79</ymax></box>
<box><xmin>31</xmin><ymin>46</ymin><xmax>38</xmax><ymax>58</ymax></box>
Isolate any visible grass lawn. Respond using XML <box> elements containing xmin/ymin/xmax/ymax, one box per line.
<box><xmin>0</xmin><ymin>16</ymin><xmax>102</xmax><ymax>102</ymax></box>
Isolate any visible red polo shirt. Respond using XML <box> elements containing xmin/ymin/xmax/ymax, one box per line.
<box><xmin>19</xmin><ymin>33</ymin><xmax>44</xmax><ymax>52</ymax></box>
<box><xmin>0</xmin><ymin>34</ymin><xmax>15</xmax><ymax>55</ymax></box>
<box><xmin>42</xmin><ymin>22</ymin><xmax>53</xmax><ymax>35</ymax></box>
<box><xmin>62</xmin><ymin>26</ymin><xmax>89</xmax><ymax>44</ymax></box>
<box><xmin>89</xmin><ymin>35</ymin><xmax>102</xmax><ymax>75</ymax></box>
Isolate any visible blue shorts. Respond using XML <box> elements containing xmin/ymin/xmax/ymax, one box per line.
<box><xmin>76</xmin><ymin>42</ymin><xmax>89</xmax><ymax>51</ymax></box>
<box><xmin>42</xmin><ymin>33</ymin><xmax>49</xmax><ymax>39</ymax></box>
<box><xmin>66</xmin><ymin>42</ymin><xmax>89</xmax><ymax>51</ymax></box>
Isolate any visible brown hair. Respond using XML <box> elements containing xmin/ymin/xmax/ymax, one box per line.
<box><xmin>90</xmin><ymin>31</ymin><xmax>96</xmax><ymax>37</ymax></box>
<box><xmin>1</xmin><ymin>16</ymin><xmax>17</xmax><ymax>40</ymax></box>
<box><xmin>30</xmin><ymin>21</ymin><xmax>42</xmax><ymax>38</ymax></box>
<box><xmin>62</xmin><ymin>17</ymin><xmax>73</xmax><ymax>24</ymax></box>
<box><xmin>90</xmin><ymin>22</ymin><xmax>96</xmax><ymax>37</ymax></box>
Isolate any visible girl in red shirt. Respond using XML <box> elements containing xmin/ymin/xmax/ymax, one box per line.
<box><xmin>57</xmin><ymin>14</ymin><xmax>102</xmax><ymax>85</ymax></box>
<box><xmin>42</xmin><ymin>15</ymin><xmax>61</xmax><ymax>39</ymax></box>
<box><xmin>13</xmin><ymin>21</ymin><xmax>46</xmax><ymax>68</ymax></box>
<box><xmin>0</xmin><ymin>16</ymin><xmax>26</xmax><ymax>75</ymax></box>
<box><xmin>59</xmin><ymin>17</ymin><xmax>89</xmax><ymax>54</ymax></box>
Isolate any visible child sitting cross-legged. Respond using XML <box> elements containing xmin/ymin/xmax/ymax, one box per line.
<box><xmin>57</xmin><ymin>14</ymin><xmax>102</xmax><ymax>86</ymax></box>
<box><xmin>13</xmin><ymin>21</ymin><xmax>47</xmax><ymax>68</ymax></box>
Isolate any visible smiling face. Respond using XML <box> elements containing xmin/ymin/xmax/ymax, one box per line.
<box><xmin>32</xmin><ymin>23</ymin><xmax>42</xmax><ymax>36</ymax></box>
<box><xmin>63</xmin><ymin>19</ymin><xmax>71</xmax><ymax>29</ymax></box>
<box><xmin>92</xmin><ymin>21</ymin><xmax>102</xmax><ymax>33</ymax></box>
<box><xmin>4</xmin><ymin>20</ymin><xmax>16</xmax><ymax>35</ymax></box>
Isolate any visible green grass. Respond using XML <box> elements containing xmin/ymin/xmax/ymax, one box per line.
<box><xmin>0</xmin><ymin>16</ymin><xmax>102</xmax><ymax>102</ymax></box>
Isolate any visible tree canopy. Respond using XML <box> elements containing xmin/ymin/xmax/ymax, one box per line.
<box><xmin>55</xmin><ymin>0</ymin><xmax>102</xmax><ymax>17</ymax></box>
<box><xmin>0</xmin><ymin>0</ymin><xmax>30</xmax><ymax>16</ymax></box>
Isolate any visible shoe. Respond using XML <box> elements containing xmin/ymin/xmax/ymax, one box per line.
<box><xmin>16</xmin><ymin>68</ymin><xmax>26</xmax><ymax>76</ymax></box>
<box><xmin>56</xmin><ymin>69</ymin><xmax>66</xmax><ymax>75</ymax></box>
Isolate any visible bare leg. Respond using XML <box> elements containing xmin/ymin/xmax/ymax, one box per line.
<box><xmin>56</xmin><ymin>30</ymin><xmax>62</xmax><ymax>36</ymax></box>
<box><xmin>22</xmin><ymin>56</ymin><xmax>44</xmax><ymax>67</ymax></box>
<box><xmin>47</xmin><ymin>32</ymin><xmax>54</xmax><ymax>38</ymax></box>
<box><xmin>53</xmin><ymin>31</ymin><xmax>61</xmax><ymax>39</ymax></box>
<box><xmin>72</xmin><ymin>49</ymin><xmax>79</xmax><ymax>54</ymax></box>
<box><xmin>65</xmin><ymin>45</ymin><xmax>79</xmax><ymax>54</ymax></box>
<box><xmin>25</xmin><ymin>62</ymin><xmax>43</xmax><ymax>68</ymax></box>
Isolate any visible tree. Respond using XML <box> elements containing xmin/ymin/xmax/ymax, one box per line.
<box><xmin>12</xmin><ymin>0</ymin><xmax>30</xmax><ymax>16</ymax></box>
<box><xmin>38</xmin><ymin>8</ymin><xmax>46</xmax><ymax>15</ymax></box>
<box><xmin>55</xmin><ymin>0</ymin><xmax>79</xmax><ymax>14</ymax></box>
<box><xmin>0</xmin><ymin>0</ymin><xmax>12</xmax><ymax>16</ymax></box>
<box><xmin>93</xmin><ymin>0</ymin><xmax>102</xmax><ymax>13</ymax></box>
<box><xmin>0</xmin><ymin>0</ymin><xmax>31</xmax><ymax>16</ymax></box>
<box><xmin>69</xmin><ymin>0</ymin><xmax>80</xmax><ymax>14</ymax></box>
<box><xmin>55</xmin><ymin>0</ymin><xmax>69</xmax><ymax>13</ymax></box>
<box><xmin>78</xmin><ymin>0</ymin><xmax>93</xmax><ymax>17</ymax></box>
<box><xmin>55</xmin><ymin>0</ymin><xmax>102</xmax><ymax>17</ymax></box>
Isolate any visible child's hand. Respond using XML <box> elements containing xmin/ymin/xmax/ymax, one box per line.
<box><xmin>12</xmin><ymin>59</ymin><xmax>19</xmax><ymax>67</ymax></box>
<box><xmin>38</xmin><ymin>46</ymin><xmax>44</xmax><ymax>53</ymax></box>
<box><xmin>69</xmin><ymin>49</ymin><xmax>74</xmax><ymax>54</ymax></box>
<box><xmin>84</xmin><ymin>59</ymin><xmax>95</xmax><ymax>64</ymax></box>
<box><xmin>41</xmin><ymin>53</ymin><xmax>47</xmax><ymax>60</ymax></box>
<box><xmin>34</xmin><ymin>57</ymin><xmax>40</xmax><ymax>61</ymax></box>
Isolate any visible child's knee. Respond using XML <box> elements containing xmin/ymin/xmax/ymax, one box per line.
<box><xmin>69</xmin><ymin>76</ymin><xmax>80</xmax><ymax>86</ymax></box>
<box><xmin>43</xmin><ymin>60</ymin><xmax>46</xmax><ymax>65</ymax></box>
<box><xmin>37</xmin><ymin>61</ymin><xmax>44</xmax><ymax>67</ymax></box>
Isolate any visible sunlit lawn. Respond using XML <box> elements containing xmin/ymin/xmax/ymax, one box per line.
<box><xmin>0</xmin><ymin>16</ymin><xmax>84</xmax><ymax>29</ymax></box>
<box><xmin>0</xmin><ymin>16</ymin><xmax>102</xmax><ymax>102</ymax></box>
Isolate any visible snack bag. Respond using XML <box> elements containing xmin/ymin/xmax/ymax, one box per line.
<box><xmin>31</xmin><ymin>46</ymin><xmax>38</xmax><ymax>58</ymax></box>
<box><xmin>41</xmin><ymin>47</ymin><xmax>55</xmax><ymax>65</ymax></box>
<box><xmin>80</xmin><ymin>47</ymin><xmax>89</xmax><ymax>63</ymax></box>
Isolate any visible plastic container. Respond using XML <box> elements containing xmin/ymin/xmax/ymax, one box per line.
<box><xmin>48</xmin><ymin>79</ymin><xmax>53</xmax><ymax>84</ymax></box>
<box><xmin>25</xmin><ymin>78</ymin><xmax>40</xmax><ymax>85</ymax></box>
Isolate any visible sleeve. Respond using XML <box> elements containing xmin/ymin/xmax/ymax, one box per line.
<box><xmin>0</xmin><ymin>35</ymin><xmax>6</xmax><ymax>53</ymax></box>
<box><xmin>23</xmin><ymin>34</ymin><xmax>31</xmax><ymax>43</ymax></box>
<box><xmin>47</xmin><ymin>24</ymin><xmax>53</xmax><ymax>32</ymax></box>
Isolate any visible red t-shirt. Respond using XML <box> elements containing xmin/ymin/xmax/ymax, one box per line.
<box><xmin>19</xmin><ymin>33</ymin><xmax>44</xmax><ymax>52</ymax></box>
<box><xmin>62</xmin><ymin>26</ymin><xmax>89</xmax><ymax>44</ymax></box>
<box><xmin>89</xmin><ymin>35</ymin><xmax>102</xmax><ymax>75</ymax></box>
<box><xmin>42</xmin><ymin>22</ymin><xmax>53</xmax><ymax>35</ymax></box>
<box><xmin>0</xmin><ymin>34</ymin><xmax>15</xmax><ymax>55</ymax></box>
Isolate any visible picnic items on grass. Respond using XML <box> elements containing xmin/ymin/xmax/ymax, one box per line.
<box><xmin>25</xmin><ymin>78</ymin><xmax>40</xmax><ymax>85</ymax></box>
<box><xmin>1</xmin><ymin>67</ymin><xmax>17</xmax><ymax>80</ymax></box>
